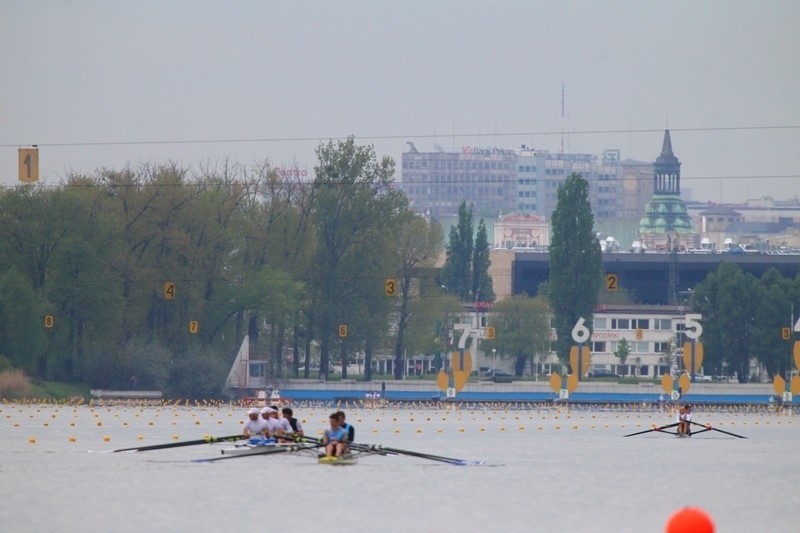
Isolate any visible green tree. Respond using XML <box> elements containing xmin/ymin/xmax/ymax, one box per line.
<box><xmin>483</xmin><ymin>294</ymin><xmax>551</xmax><ymax>376</ymax></box>
<box><xmin>0</xmin><ymin>269</ymin><xmax>48</xmax><ymax>376</ymax></box>
<box><xmin>310</xmin><ymin>136</ymin><xmax>397</xmax><ymax>381</ymax></box>
<box><xmin>472</xmin><ymin>219</ymin><xmax>495</xmax><ymax>303</ymax></box>
<box><xmin>548</xmin><ymin>173</ymin><xmax>602</xmax><ymax>362</ymax></box>
<box><xmin>403</xmin><ymin>285</ymin><xmax>462</xmax><ymax>365</ymax></box>
<box><xmin>168</xmin><ymin>344</ymin><xmax>228</xmax><ymax>399</ymax></box>
<box><xmin>692</xmin><ymin>262</ymin><xmax>760</xmax><ymax>382</ymax></box>
<box><xmin>748</xmin><ymin>269</ymin><xmax>798</xmax><ymax>379</ymax></box>
<box><xmin>391</xmin><ymin>215</ymin><xmax>444</xmax><ymax>379</ymax></box>
<box><xmin>440</xmin><ymin>201</ymin><xmax>474</xmax><ymax>301</ymax></box>
<box><xmin>615</xmin><ymin>338</ymin><xmax>631</xmax><ymax>366</ymax></box>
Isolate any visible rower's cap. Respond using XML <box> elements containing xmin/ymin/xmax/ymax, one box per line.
<box><xmin>261</xmin><ymin>407</ymin><xmax>277</xmax><ymax>414</ymax></box>
<box><xmin>247</xmin><ymin>407</ymin><xmax>260</xmax><ymax>415</ymax></box>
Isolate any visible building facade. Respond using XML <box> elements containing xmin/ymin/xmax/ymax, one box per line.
<box><xmin>492</xmin><ymin>212</ymin><xmax>550</xmax><ymax>249</ymax></box>
<box><xmin>400</xmin><ymin>143</ymin><xmax>653</xmax><ymax>223</ymax></box>
<box><xmin>587</xmin><ymin>304</ymin><xmax>686</xmax><ymax>378</ymax></box>
<box><xmin>399</xmin><ymin>144</ymin><xmax>517</xmax><ymax>219</ymax></box>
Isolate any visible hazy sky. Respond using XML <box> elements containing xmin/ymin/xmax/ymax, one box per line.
<box><xmin>2</xmin><ymin>1</ymin><xmax>798</xmax><ymax>203</ymax></box>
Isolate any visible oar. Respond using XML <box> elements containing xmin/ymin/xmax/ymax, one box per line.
<box><xmin>296</xmin><ymin>435</ymin><xmax>476</xmax><ymax>465</ymax></box>
<box><xmin>112</xmin><ymin>434</ymin><xmax>244</xmax><ymax>453</ymax></box>
<box><xmin>690</xmin><ymin>421</ymin><xmax>747</xmax><ymax>439</ymax></box>
<box><xmin>357</xmin><ymin>444</ymin><xmax>483</xmax><ymax>466</ymax></box>
<box><xmin>191</xmin><ymin>443</ymin><xmax>323</xmax><ymax>463</ymax></box>
<box><xmin>622</xmin><ymin>422</ymin><xmax>679</xmax><ymax>437</ymax></box>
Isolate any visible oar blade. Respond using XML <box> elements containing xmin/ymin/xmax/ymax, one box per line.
<box><xmin>369</xmin><ymin>444</ymin><xmax>482</xmax><ymax>466</ymax></box>
<box><xmin>112</xmin><ymin>434</ymin><xmax>244</xmax><ymax>453</ymax></box>
<box><xmin>622</xmin><ymin>422</ymin><xmax>679</xmax><ymax>437</ymax></box>
<box><xmin>690</xmin><ymin>421</ymin><xmax>746</xmax><ymax>439</ymax></box>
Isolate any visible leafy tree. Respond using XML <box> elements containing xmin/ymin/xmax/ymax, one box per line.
<box><xmin>403</xmin><ymin>285</ymin><xmax>462</xmax><ymax>362</ymax></box>
<box><xmin>440</xmin><ymin>201</ymin><xmax>494</xmax><ymax>304</ymax></box>
<box><xmin>614</xmin><ymin>338</ymin><xmax>630</xmax><ymax>366</ymax></box>
<box><xmin>310</xmin><ymin>136</ymin><xmax>397</xmax><ymax>380</ymax></box>
<box><xmin>472</xmin><ymin>219</ymin><xmax>495</xmax><ymax>303</ymax></box>
<box><xmin>749</xmin><ymin>269</ymin><xmax>794</xmax><ymax>378</ymax></box>
<box><xmin>483</xmin><ymin>294</ymin><xmax>551</xmax><ymax>376</ymax></box>
<box><xmin>0</xmin><ymin>269</ymin><xmax>48</xmax><ymax>377</ymax></box>
<box><xmin>548</xmin><ymin>173</ymin><xmax>602</xmax><ymax>362</ymax></box>
<box><xmin>440</xmin><ymin>201</ymin><xmax>474</xmax><ymax>301</ymax></box>
<box><xmin>692</xmin><ymin>262</ymin><xmax>760</xmax><ymax>382</ymax></box>
<box><xmin>168</xmin><ymin>345</ymin><xmax>228</xmax><ymax>399</ymax></box>
<box><xmin>391</xmin><ymin>215</ymin><xmax>444</xmax><ymax>379</ymax></box>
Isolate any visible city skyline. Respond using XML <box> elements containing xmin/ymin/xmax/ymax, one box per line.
<box><xmin>2</xmin><ymin>1</ymin><xmax>798</xmax><ymax>204</ymax></box>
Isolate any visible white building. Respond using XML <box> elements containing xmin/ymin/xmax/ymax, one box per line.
<box><xmin>587</xmin><ymin>304</ymin><xmax>689</xmax><ymax>377</ymax></box>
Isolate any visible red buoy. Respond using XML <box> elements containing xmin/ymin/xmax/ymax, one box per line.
<box><xmin>666</xmin><ymin>506</ymin><xmax>715</xmax><ymax>533</ymax></box>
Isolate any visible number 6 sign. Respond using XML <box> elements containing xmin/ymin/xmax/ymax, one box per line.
<box><xmin>571</xmin><ymin>317</ymin><xmax>590</xmax><ymax>344</ymax></box>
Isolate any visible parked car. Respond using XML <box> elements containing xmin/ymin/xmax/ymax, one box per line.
<box><xmin>691</xmin><ymin>373</ymin><xmax>713</xmax><ymax>382</ymax></box>
<box><xmin>588</xmin><ymin>368</ymin><xmax>621</xmax><ymax>378</ymax></box>
<box><xmin>481</xmin><ymin>369</ymin><xmax>514</xmax><ymax>383</ymax></box>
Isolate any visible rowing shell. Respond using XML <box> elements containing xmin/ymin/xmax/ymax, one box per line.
<box><xmin>220</xmin><ymin>442</ymin><xmax>294</xmax><ymax>456</ymax></box>
<box><xmin>318</xmin><ymin>454</ymin><xmax>358</xmax><ymax>466</ymax></box>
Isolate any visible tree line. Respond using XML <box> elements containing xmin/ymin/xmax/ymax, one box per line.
<box><xmin>690</xmin><ymin>262</ymin><xmax>800</xmax><ymax>382</ymax></box>
<box><xmin>0</xmin><ymin>138</ymin><xmax>496</xmax><ymax>397</ymax></box>
<box><xmin>2</xmin><ymin>152</ymin><xmax>794</xmax><ymax>397</ymax></box>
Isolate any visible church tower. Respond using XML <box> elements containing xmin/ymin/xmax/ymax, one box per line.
<box><xmin>637</xmin><ymin>130</ymin><xmax>698</xmax><ymax>251</ymax></box>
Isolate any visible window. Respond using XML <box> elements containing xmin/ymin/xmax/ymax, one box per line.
<box><xmin>594</xmin><ymin>318</ymin><xmax>608</xmax><ymax>329</ymax></box>
<box><xmin>654</xmin><ymin>342</ymin><xmax>670</xmax><ymax>353</ymax></box>
<box><xmin>248</xmin><ymin>363</ymin><xmax>265</xmax><ymax>377</ymax></box>
<box><xmin>632</xmin><ymin>341</ymin><xmax>649</xmax><ymax>352</ymax></box>
<box><xmin>633</xmin><ymin>319</ymin><xmax>649</xmax><ymax>329</ymax></box>
<box><xmin>654</xmin><ymin>319</ymin><xmax>671</xmax><ymax>330</ymax></box>
<box><xmin>611</xmin><ymin>318</ymin><xmax>630</xmax><ymax>330</ymax></box>
<box><xmin>591</xmin><ymin>341</ymin><xmax>607</xmax><ymax>352</ymax></box>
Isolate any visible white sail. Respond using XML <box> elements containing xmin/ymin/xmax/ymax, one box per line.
<box><xmin>225</xmin><ymin>335</ymin><xmax>249</xmax><ymax>390</ymax></box>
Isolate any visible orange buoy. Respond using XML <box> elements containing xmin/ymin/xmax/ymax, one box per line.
<box><xmin>666</xmin><ymin>506</ymin><xmax>715</xmax><ymax>533</ymax></box>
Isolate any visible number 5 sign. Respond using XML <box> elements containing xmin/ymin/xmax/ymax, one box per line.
<box><xmin>683</xmin><ymin>314</ymin><xmax>703</xmax><ymax>340</ymax></box>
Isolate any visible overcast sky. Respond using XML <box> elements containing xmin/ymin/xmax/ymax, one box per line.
<box><xmin>2</xmin><ymin>1</ymin><xmax>798</xmax><ymax>203</ymax></box>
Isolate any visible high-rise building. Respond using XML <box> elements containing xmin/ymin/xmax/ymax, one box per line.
<box><xmin>399</xmin><ymin>143</ymin><xmax>517</xmax><ymax>219</ymax></box>
<box><xmin>399</xmin><ymin>143</ymin><xmax>652</xmax><ymax>223</ymax></box>
<box><xmin>515</xmin><ymin>148</ymin><xmax>628</xmax><ymax>221</ymax></box>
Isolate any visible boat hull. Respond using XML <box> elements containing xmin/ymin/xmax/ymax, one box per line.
<box><xmin>318</xmin><ymin>454</ymin><xmax>358</xmax><ymax>466</ymax></box>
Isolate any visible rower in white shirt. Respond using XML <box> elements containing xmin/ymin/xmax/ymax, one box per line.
<box><xmin>261</xmin><ymin>406</ymin><xmax>292</xmax><ymax>440</ymax></box>
<box><xmin>242</xmin><ymin>407</ymin><xmax>270</xmax><ymax>442</ymax></box>
<box><xmin>676</xmin><ymin>404</ymin><xmax>693</xmax><ymax>437</ymax></box>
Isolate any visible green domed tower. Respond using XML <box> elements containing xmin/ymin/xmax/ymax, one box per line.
<box><xmin>637</xmin><ymin>130</ymin><xmax>698</xmax><ymax>250</ymax></box>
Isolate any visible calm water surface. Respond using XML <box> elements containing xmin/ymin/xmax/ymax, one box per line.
<box><xmin>1</xmin><ymin>402</ymin><xmax>797</xmax><ymax>533</ymax></box>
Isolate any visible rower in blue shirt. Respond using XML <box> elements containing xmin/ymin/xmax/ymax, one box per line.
<box><xmin>336</xmin><ymin>410</ymin><xmax>355</xmax><ymax>444</ymax></box>
<box><xmin>323</xmin><ymin>412</ymin><xmax>348</xmax><ymax>457</ymax></box>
